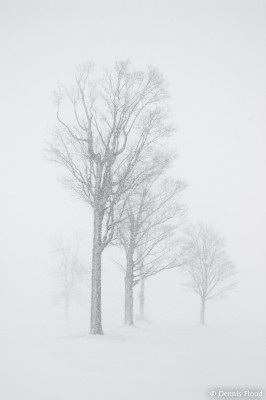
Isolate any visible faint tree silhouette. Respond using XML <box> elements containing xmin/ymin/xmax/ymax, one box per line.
<box><xmin>180</xmin><ymin>223</ymin><xmax>237</xmax><ymax>325</ymax></box>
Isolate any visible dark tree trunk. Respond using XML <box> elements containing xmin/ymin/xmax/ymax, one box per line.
<box><xmin>124</xmin><ymin>246</ymin><xmax>134</xmax><ymax>325</ymax></box>
<box><xmin>200</xmin><ymin>298</ymin><xmax>206</xmax><ymax>326</ymax></box>
<box><xmin>139</xmin><ymin>277</ymin><xmax>145</xmax><ymax>321</ymax></box>
<box><xmin>139</xmin><ymin>262</ymin><xmax>145</xmax><ymax>320</ymax></box>
<box><xmin>90</xmin><ymin>207</ymin><xmax>104</xmax><ymax>335</ymax></box>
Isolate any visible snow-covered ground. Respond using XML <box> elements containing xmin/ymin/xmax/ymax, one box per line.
<box><xmin>0</xmin><ymin>321</ymin><xmax>265</xmax><ymax>400</ymax></box>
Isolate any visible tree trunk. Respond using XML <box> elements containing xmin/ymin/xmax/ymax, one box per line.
<box><xmin>200</xmin><ymin>298</ymin><xmax>206</xmax><ymax>326</ymax></box>
<box><xmin>139</xmin><ymin>277</ymin><xmax>145</xmax><ymax>321</ymax></box>
<box><xmin>124</xmin><ymin>246</ymin><xmax>134</xmax><ymax>325</ymax></box>
<box><xmin>90</xmin><ymin>207</ymin><xmax>104</xmax><ymax>335</ymax></box>
<box><xmin>139</xmin><ymin>263</ymin><xmax>145</xmax><ymax>321</ymax></box>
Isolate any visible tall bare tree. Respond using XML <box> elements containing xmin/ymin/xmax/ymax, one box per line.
<box><xmin>180</xmin><ymin>223</ymin><xmax>236</xmax><ymax>326</ymax></box>
<box><xmin>115</xmin><ymin>176</ymin><xmax>185</xmax><ymax>325</ymax></box>
<box><xmin>48</xmin><ymin>61</ymin><xmax>173</xmax><ymax>334</ymax></box>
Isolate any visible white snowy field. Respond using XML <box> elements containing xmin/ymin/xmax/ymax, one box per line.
<box><xmin>0</xmin><ymin>321</ymin><xmax>265</xmax><ymax>400</ymax></box>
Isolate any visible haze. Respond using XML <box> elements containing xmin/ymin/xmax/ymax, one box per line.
<box><xmin>0</xmin><ymin>1</ymin><xmax>265</xmax><ymax>399</ymax></box>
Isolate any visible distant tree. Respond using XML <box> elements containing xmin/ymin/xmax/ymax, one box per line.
<box><xmin>48</xmin><ymin>61</ymin><xmax>173</xmax><ymax>334</ymax></box>
<box><xmin>52</xmin><ymin>234</ymin><xmax>89</xmax><ymax>318</ymax></box>
<box><xmin>180</xmin><ymin>223</ymin><xmax>236</xmax><ymax>325</ymax></box>
<box><xmin>115</xmin><ymin>175</ymin><xmax>185</xmax><ymax>325</ymax></box>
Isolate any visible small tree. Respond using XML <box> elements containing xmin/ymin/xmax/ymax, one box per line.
<box><xmin>180</xmin><ymin>223</ymin><xmax>236</xmax><ymax>326</ymax></box>
<box><xmin>52</xmin><ymin>234</ymin><xmax>89</xmax><ymax>318</ymax></box>
<box><xmin>48</xmin><ymin>61</ymin><xmax>173</xmax><ymax>334</ymax></box>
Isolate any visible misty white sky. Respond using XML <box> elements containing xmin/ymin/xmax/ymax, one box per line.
<box><xmin>0</xmin><ymin>0</ymin><xmax>265</xmax><ymax>328</ymax></box>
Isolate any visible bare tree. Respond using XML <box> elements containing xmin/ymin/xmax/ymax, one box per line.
<box><xmin>51</xmin><ymin>234</ymin><xmax>89</xmax><ymax>318</ymax></box>
<box><xmin>180</xmin><ymin>223</ymin><xmax>237</xmax><ymax>326</ymax></box>
<box><xmin>48</xmin><ymin>61</ymin><xmax>173</xmax><ymax>334</ymax></box>
<box><xmin>114</xmin><ymin>175</ymin><xmax>186</xmax><ymax>325</ymax></box>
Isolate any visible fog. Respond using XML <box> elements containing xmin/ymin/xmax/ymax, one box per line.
<box><xmin>0</xmin><ymin>1</ymin><xmax>265</xmax><ymax>399</ymax></box>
